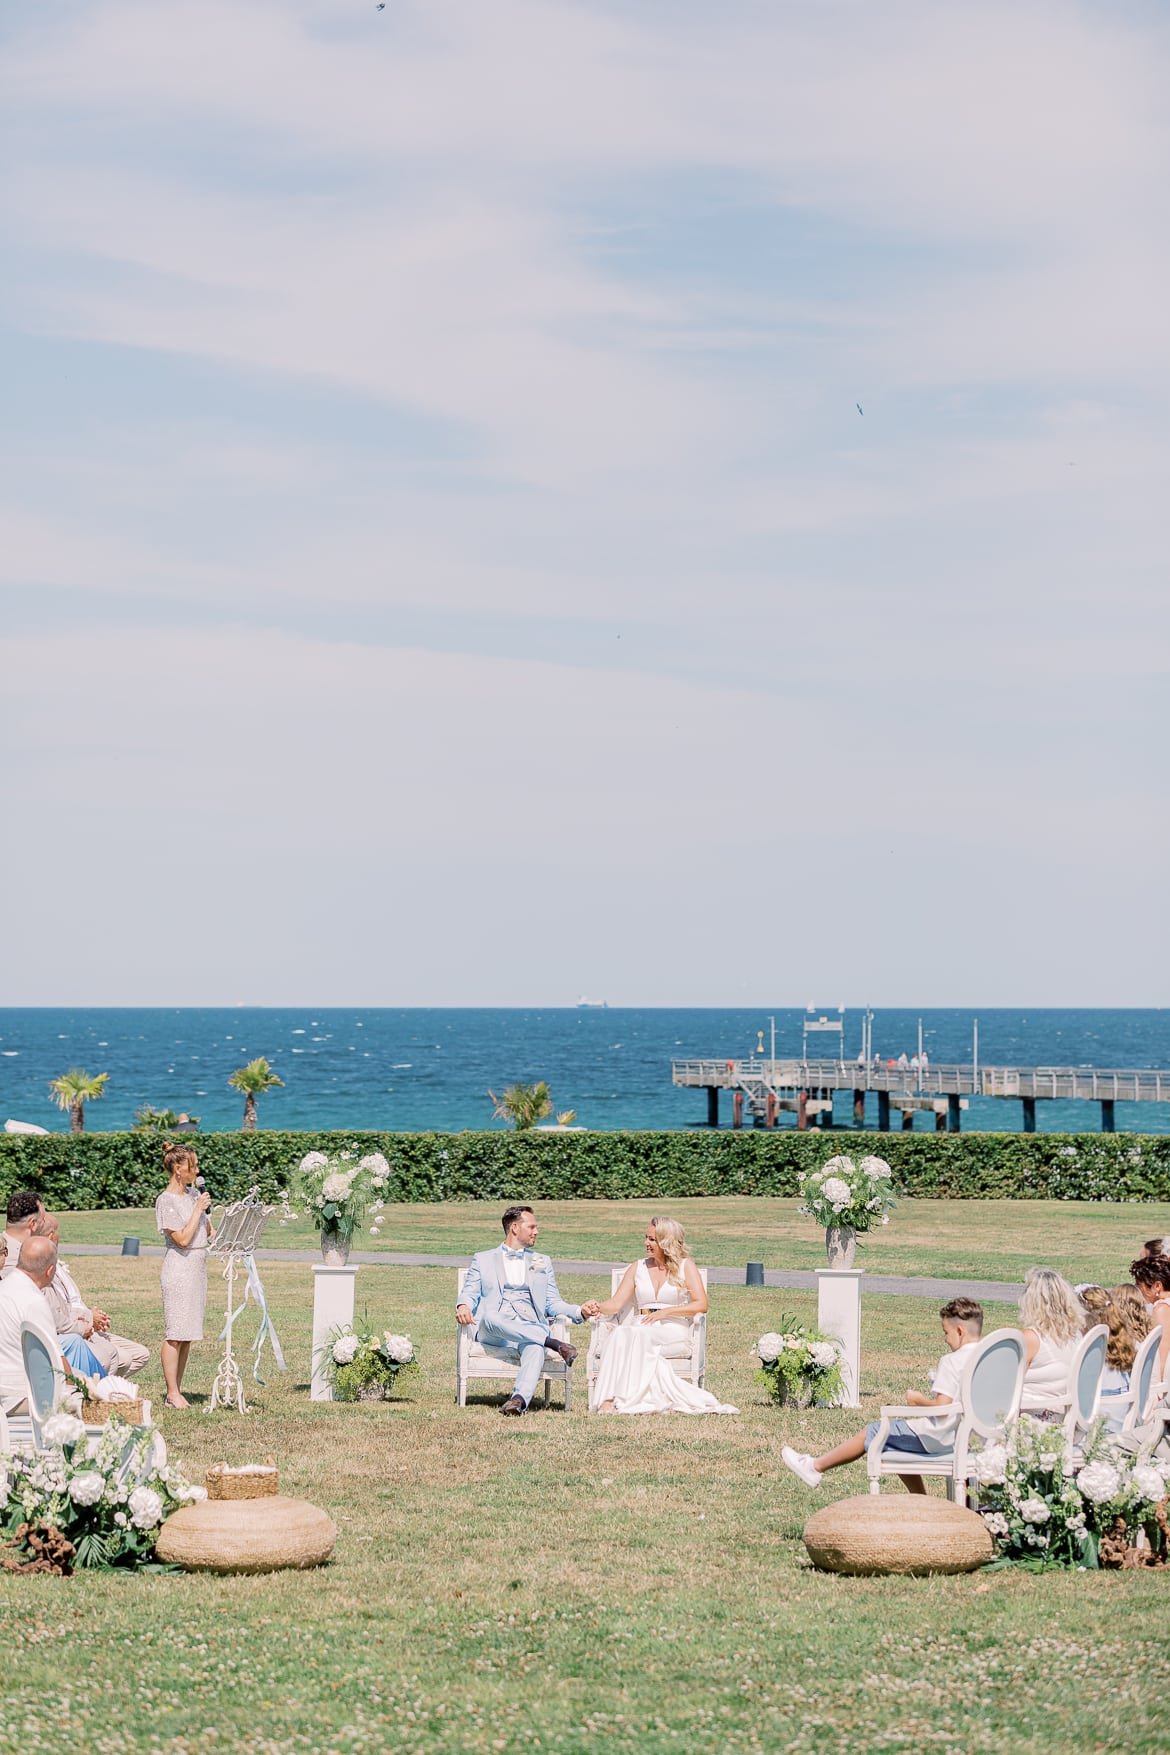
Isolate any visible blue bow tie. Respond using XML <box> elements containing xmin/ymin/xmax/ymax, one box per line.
<box><xmin>502</xmin><ymin>1247</ymin><xmax>528</xmax><ymax>1260</ymax></box>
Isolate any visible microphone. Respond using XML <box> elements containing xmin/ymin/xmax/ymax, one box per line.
<box><xmin>195</xmin><ymin>1175</ymin><xmax>208</xmax><ymax>1195</ymax></box>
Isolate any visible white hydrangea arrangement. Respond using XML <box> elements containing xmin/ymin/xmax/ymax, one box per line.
<box><xmin>796</xmin><ymin>1154</ymin><xmax>896</xmax><ymax>1236</ymax></box>
<box><xmin>974</xmin><ymin>1414</ymin><xmax>1170</xmax><ymax>1568</ymax></box>
<box><xmin>318</xmin><ymin>1320</ymin><xmax>418</xmax><ymax>1402</ymax></box>
<box><xmin>753</xmin><ymin>1316</ymin><xmax>844</xmax><ymax>1408</ymax></box>
<box><xmin>295</xmin><ymin>1148</ymin><xmax>391</xmax><ymax>1242</ymax></box>
<box><xmin>0</xmin><ymin>1414</ymin><xmax>205</xmax><ymax>1571</ymax></box>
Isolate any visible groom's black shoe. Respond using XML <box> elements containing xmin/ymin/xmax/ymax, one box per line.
<box><xmin>544</xmin><ymin>1337</ymin><xmax>577</xmax><ymax>1366</ymax></box>
<box><xmin>500</xmin><ymin>1395</ymin><xmax>526</xmax><ymax>1416</ymax></box>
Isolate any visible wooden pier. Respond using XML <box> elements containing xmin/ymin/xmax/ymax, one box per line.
<box><xmin>671</xmin><ymin>1058</ymin><xmax>1170</xmax><ymax>1133</ymax></box>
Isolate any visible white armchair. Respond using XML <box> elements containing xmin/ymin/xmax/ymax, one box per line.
<box><xmin>585</xmin><ymin>1267</ymin><xmax>708</xmax><ymax>1401</ymax></box>
<box><xmin>867</xmin><ymin>1327</ymin><xmax>1026</xmax><ymax>1506</ymax></box>
<box><xmin>454</xmin><ymin>1270</ymin><xmax>573</xmax><ymax>1410</ymax></box>
<box><xmin>1115</xmin><ymin>1327</ymin><xmax>1166</xmax><ymax>1441</ymax></box>
<box><xmin>1059</xmin><ymin>1323</ymin><xmax>1108</xmax><ymax>1467</ymax></box>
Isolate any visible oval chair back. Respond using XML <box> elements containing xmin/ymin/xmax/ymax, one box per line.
<box><xmin>1124</xmin><ymin>1326</ymin><xmax>1165</xmax><ymax>1431</ymax></box>
<box><xmin>964</xmin><ymin>1329</ymin><xmax>1026</xmax><ymax>1438</ymax></box>
<box><xmin>20</xmin><ymin>1321</ymin><xmax>65</xmax><ymax>1443</ymax></box>
<box><xmin>1071</xmin><ymin>1324</ymin><xmax>1108</xmax><ymax>1427</ymax></box>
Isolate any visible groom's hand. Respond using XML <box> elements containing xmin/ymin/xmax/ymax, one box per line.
<box><xmin>580</xmin><ymin>1300</ymin><xmax>602</xmax><ymax>1319</ymax></box>
<box><xmin>456</xmin><ymin>1304</ymin><xmax>475</xmax><ymax>1326</ymax></box>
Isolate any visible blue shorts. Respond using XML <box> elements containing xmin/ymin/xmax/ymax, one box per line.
<box><xmin>865</xmin><ymin>1417</ymin><xmax>929</xmax><ymax>1455</ymax></box>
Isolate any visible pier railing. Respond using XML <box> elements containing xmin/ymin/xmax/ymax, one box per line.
<box><xmin>671</xmin><ymin>1059</ymin><xmax>1170</xmax><ymax>1103</ymax></box>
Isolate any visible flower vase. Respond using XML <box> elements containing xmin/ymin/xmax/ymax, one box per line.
<box><xmin>825</xmin><ymin>1225</ymin><xmax>857</xmax><ymax>1269</ymax></box>
<box><xmin>774</xmin><ymin>1377</ymin><xmax>813</xmax><ymax>1409</ymax></box>
<box><xmin>319</xmin><ymin>1224</ymin><xmax>351</xmax><ymax>1267</ymax></box>
<box><xmin>357</xmin><ymin>1383</ymin><xmax>385</xmax><ymax>1402</ymax></box>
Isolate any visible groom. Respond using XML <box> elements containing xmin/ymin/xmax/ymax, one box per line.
<box><xmin>456</xmin><ymin>1205</ymin><xmax>601</xmax><ymax>1416</ymax></box>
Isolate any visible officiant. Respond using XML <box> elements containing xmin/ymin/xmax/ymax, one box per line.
<box><xmin>455</xmin><ymin>1205</ymin><xmax>601</xmax><ymax>1416</ymax></box>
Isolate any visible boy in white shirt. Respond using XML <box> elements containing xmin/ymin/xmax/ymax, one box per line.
<box><xmin>781</xmin><ymin>1297</ymin><xmax>984</xmax><ymax>1494</ymax></box>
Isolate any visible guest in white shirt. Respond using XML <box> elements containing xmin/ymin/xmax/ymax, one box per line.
<box><xmin>0</xmin><ymin>1235</ymin><xmax>64</xmax><ymax>1416</ymax></box>
<box><xmin>1018</xmin><ymin>1266</ymin><xmax>1082</xmax><ymax>1418</ymax></box>
<box><xmin>0</xmin><ymin>1190</ymin><xmax>46</xmax><ymax>1280</ymax></box>
<box><xmin>39</xmin><ymin>1212</ymin><xmax>150</xmax><ymax>1378</ymax></box>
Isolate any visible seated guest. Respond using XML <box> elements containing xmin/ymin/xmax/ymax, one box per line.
<box><xmin>1110</xmin><ymin>1281</ymin><xmax>1153</xmax><ymax>1348</ymax></box>
<box><xmin>1018</xmin><ymin>1267</ymin><xmax>1082</xmax><ymax>1419</ymax></box>
<box><xmin>1139</xmin><ymin>1237</ymin><xmax>1170</xmax><ymax>1261</ymax></box>
<box><xmin>39</xmin><ymin>1213</ymin><xmax>149</xmax><ymax>1378</ymax></box>
<box><xmin>0</xmin><ymin>1191</ymin><xmax>46</xmax><ymax>1281</ymax></box>
<box><xmin>1080</xmin><ymin>1286</ymin><xmax>1134</xmax><ymax>1430</ymax></box>
<box><xmin>781</xmin><ymin>1298</ymin><xmax>984</xmax><ymax>1493</ymax></box>
<box><xmin>0</xmin><ymin>1236</ymin><xmax>67</xmax><ymax>1415</ymax></box>
<box><xmin>1130</xmin><ymin>1254</ymin><xmax>1170</xmax><ymax>1378</ymax></box>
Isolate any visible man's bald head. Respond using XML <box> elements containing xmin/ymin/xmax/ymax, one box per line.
<box><xmin>18</xmin><ymin>1235</ymin><xmax>57</xmax><ymax>1286</ymax></box>
<box><xmin>38</xmin><ymin>1213</ymin><xmax>59</xmax><ymax>1242</ymax></box>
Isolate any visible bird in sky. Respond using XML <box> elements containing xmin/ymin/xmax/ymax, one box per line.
<box><xmin>856</xmin><ymin>403</ymin><xmax>864</xmax><ymax>416</ymax></box>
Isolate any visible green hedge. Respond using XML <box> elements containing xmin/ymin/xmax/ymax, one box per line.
<box><xmin>0</xmin><ymin>1129</ymin><xmax>1168</xmax><ymax>1210</ymax></box>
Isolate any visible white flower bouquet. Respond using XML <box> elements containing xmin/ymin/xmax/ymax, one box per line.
<box><xmin>0</xmin><ymin>1415</ymin><xmax>205</xmax><ymax>1571</ymax></box>
<box><xmin>975</xmin><ymin>1415</ymin><xmax>1170</xmax><ymax>1569</ymax></box>
<box><xmin>317</xmin><ymin>1320</ymin><xmax>418</xmax><ymax>1403</ymax></box>
<box><xmin>753</xmin><ymin>1317</ymin><xmax>844</xmax><ymax>1408</ymax></box>
<box><xmin>796</xmin><ymin>1155</ymin><xmax>896</xmax><ymax>1236</ymax></box>
<box><xmin>295</xmin><ymin>1148</ymin><xmax>391</xmax><ymax>1243</ymax></box>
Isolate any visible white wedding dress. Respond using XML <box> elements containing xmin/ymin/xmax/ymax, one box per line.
<box><xmin>589</xmin><ymin>1261</ymin><xmax>739</xmax><ymax>1416</ymax></box>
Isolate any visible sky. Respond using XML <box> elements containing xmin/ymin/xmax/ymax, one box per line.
<box><xmin>2</xmin><ymin>0</ymin><xmax>1167</xmax><ymax>1007</ymax></box>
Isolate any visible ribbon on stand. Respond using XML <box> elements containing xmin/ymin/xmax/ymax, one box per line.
<box><xmin>218</xmin><ymin>1253</ymin><xmax>288</xmax><ymax>1384</ymax></box>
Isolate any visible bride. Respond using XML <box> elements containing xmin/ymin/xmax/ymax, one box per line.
<box><xmin>589</xmin><ymin>1216</ymin><xmax>738</xmax><ymax>1416</ymax></box>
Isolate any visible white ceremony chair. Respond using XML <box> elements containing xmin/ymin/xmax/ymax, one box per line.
<box><xmin>585</xmin><ymin>1267</ymin><xmax>708</xmax><ymax>1402</ymax></box>
<box><xmin>1059</xmin><ymin>1323</ymin><xmax>1108</xmax><ymax>1466</ymax></box>
<box><xmin>17</xmin><ymin>1322</ymin><xmax>164</xmax><ymax>1464</ymax></box>
<box><xmin>1117</xmin><ymin>1327</ymin><xmax>1166</xmax><ymax>1440</ymax></box>
<box><xmin>867</xmin><ymin>1327</ymin><xmax>1026</xmax><ymax>1506</ymax></box>
<box><xmin>454</xmin><ymin>1270</ymin><xmax>573</xmax><ymax>1410</ymax></box>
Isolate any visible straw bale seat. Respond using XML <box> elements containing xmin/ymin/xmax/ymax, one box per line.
<box><xmin>154</xmin><ymin>1495</ymin><xmax>336</xmax><ymax>1573</ymax></box>
<box><xmin>803</xmin><ymin>1493</ymin><xmax>992</xmax><ymax>1576</ymax></box>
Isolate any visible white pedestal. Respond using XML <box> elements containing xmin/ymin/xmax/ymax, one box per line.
<box><xmin>311</xmin><ymin>1265</ymin><xmax>358</xmax><ymax>1402</ymax></box>
<box><xmin>816</xmin><ymin>1268</ymin><xmax>862</xmax><ymax>1408</ymax></box>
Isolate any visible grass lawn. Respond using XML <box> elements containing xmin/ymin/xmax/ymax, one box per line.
<box><xmin>2</xmin><ymin>1204</ymin><xmax>1168</xmax><ymax>1753</ymax></box>
<box><xmin>59</xmin><ymin>1193</ymin><xmax>1170</xmax><ymax>1288</ymax></box>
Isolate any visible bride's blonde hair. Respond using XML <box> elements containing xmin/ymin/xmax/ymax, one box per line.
<box><xmin>650</xmin><ymin>1215</ymin><xmax>690</xmax><ymax>1288</ymax></box>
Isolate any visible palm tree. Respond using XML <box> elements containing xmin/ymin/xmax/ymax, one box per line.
<box><xmin>488</xmin><ymin>1082</ymin><xmax>553</xmax><ymax>1131</ymax></box>
<box><xmin>48</xmin><ymin>1069</ymin><xmax>109</xmax><ymax>1135</ymax></box>
<box><xmin>227</xmin><ymin>1057</ymin><xmax>284</xmax><ymax>1131</ymax></box>
<box><xmin>133</xmin><ymin>1106</ymin><xmax>180</xmax><ymax>1133</ymax></box>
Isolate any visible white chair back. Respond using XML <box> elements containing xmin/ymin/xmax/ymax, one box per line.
<box><xmin>963</xmin><ymin>1328</ymin><xmax>1027</xmax><ymax>1438</ymax></box>
<box><xmin>20</xmin><ymin>1320</ymin><xmax>65</xmax><ymax>1445</ymax></box>
<box><xmin>1062</xmin><ymin>1324</ymin><xmax>1108</xmax><ymax>1454</ymax></box>
<box><xmin>1121</xmin><ymin>1326</ymin><xmax>1165</xmax><ymax>1433</ymax></box>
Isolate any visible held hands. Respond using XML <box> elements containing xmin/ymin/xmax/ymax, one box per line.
<box><xmin>92</xmin><ymin>1309</ymin><xmax>111</xmax><ymax>1333</ymax></box>
<box><xmin>456</xmin><ymin>1303</ymin><xmax>476</xmax><ymax>1326</ymax></box>
<box><xmin>580</xmin><ymin>1300</ymin><xmax>602</xmax><ymax>1320</ymax></box>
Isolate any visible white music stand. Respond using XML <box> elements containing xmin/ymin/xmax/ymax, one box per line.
<box><xmin>207</xmin><ymin>1188</ymin><xmax>276</xmax><ymax>1415</ymax></box>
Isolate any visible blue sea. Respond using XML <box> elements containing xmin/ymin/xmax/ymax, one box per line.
<box><xmin>1</xmin><ymin>1007</ymin><xmax>1167</xmax><ymax>1136</ymax></box>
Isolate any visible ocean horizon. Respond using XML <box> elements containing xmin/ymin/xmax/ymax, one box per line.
<box><xmin>1</xmin><ymin>1006</ymin><xmax>1167</xmax><ymax>1137</ymax></box>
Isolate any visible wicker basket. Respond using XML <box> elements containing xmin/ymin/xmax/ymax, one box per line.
<box><xmin>205</xmin><ymin>1462</ymin><xmax>279</xmax><ymax>1501</ymax></box>
<box><xmin>82</xmin><ymin>1397</ymin><xmax>144</xmax><ymax>1426</ymax></box>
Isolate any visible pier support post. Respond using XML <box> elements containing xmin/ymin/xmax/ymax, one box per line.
<box><xmin>853</xmin><ymin>1089</ymin><xmax>865</xmax><ymax>1127</ymax></box>
<box><xmin>765</xmin><ymin>1091</ymin><xmax>777</xmax><ymax>1129</ymax></box>
<box><xmin>1101</xmin><ymin>1099</ymin><xmax>1116</xmax><ymax>1133</ymax></box>
<box><xmin>797</xmin><ymin>1090</ymin><xmax>808</xmax><ymax>1131</ymax></box>
<box><xmin>947</xmin><ymin>1093</ymin><xmax>962</xmax><ymax>1133</ymax></box>
<box><xmin>935</xmin><ymin>1105</ymin><xmax>947</xmax><ymax>1132</ymax></box>
<box><xmin>706</xmin><ymin>1086</ymin><xmax>719</xmax><ymax>1128</ymax></box>
<box><xmin>901</xmin><ymin>1106</ymin><xmax>914</xmax><ymax>1131</ymax></box>
<box><xmin>732</xmin><ymin>1089</ymin><xmax>743</xmax><ymax>1130</ymax></box>
<box><xmin>877</xmin><ymin>1091</ymin><xmax>890</xmax><ymax>1132</ymax></box>
<box><xmin>1022</xmin><ymin>1097</ymin><xmax>1036</xmax><ymax>1134</ymax></box>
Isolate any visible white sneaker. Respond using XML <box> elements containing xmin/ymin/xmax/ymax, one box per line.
<box><xmin>781</xmin><ymin>1445</ymin><xmax>823</xmax><ymax>1489</ymax></box>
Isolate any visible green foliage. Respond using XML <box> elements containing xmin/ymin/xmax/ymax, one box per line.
<box><xmin>48</xmin><ymin>1068</ymin><xmax>110</xmax><ymax>1111</ymax></box>
<box><xmin>2</xmin><ymin>1127</ymin><xmax>1170</xmax><ymax>1212</ymax></box>
<box><xmin>133</xmin><ymin>1107</ymin><xmax>181</xmax><ymax>1133</ymax></box>
<box><xmin>227</xmin><ymin>1057</ymin><xmax>284</xmax><ymax>1096</ymax></box>
<box><xmin>488</xmin><ymin>1081</ymin><xmax>553</xmax><ymax>1130</ymax></box>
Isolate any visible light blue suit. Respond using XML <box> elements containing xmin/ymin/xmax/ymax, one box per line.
<box><xmin>458</xmin><ymin>1246</ymin><xmax>584</xmax><ymax>1406</ymax></box>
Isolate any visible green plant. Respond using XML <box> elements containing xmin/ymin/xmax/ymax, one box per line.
<box><xmin>133</xmin><ymin>1106</ymin><xmax>180</xmax><ymax>1133</ymax></box>
<box><xmin>488</xmin><ymin>1082</ymin><xmax>553</xmax><ymax>1130</ymax></box>
<box><xmin>47</xmin><ymin>1069</ymin><xmax>109</xmax><ymax>1136</ymax></box>
<box><xmin>317</xmin><ymin>1320</ymin><xmax>418</xmax><ymax>1401</ymax></box>
<box><xmin>227</xmin><ymin>1057</ymin><xmax>284</xmax><ymax>1131</ymax></box>
<box><xmin>753</xmin><ymin>1316</ymin><xmax>844</xmax><ymax>1406</ymax></box>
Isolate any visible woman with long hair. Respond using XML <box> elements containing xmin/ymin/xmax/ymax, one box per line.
<box><xmin>1017</xmin><ymin>1266</ymin><xmax>1082</xmax><ymax>1418</ymax></box>
<box><xmin>1079</xmin><ymin>1286</ymin><xmax>1135</xmax><ymax>1429</ymax></box>
<box><xmin>588</xmin><ymin>1216</ymin><xmax>737</xmax><ymax>1416</ymax></box>
<box><xmin>155</xmin><ymin>1142</ymin><xmax>214</xmax><ymax>1409</ymax></box>
<box><xmin>1130</xmin><ymin>1254</ymin><xmax>1170</xmax><ymax>1378</ymax></box>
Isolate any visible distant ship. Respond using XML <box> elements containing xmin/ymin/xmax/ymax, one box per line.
<box><xmin>576</xmin><ymin>995</ymin><xmax>609</xmax><ymax>1009</ymax></box>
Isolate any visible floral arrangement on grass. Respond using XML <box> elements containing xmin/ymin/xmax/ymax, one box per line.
<box><xmin>0</xmin><ymin>1414</ymin><xmax>205</xmax><ymax>1572</ymax></box>
<box><xmin>753</xmin><ymin>1318</ymin><xmax>844</xmax><ymax>1407</ymax></box>
<box><xmin>319</xmin><ymin>1321</ymin><xmax>418</xmax><ymax>1402</ymax></box>
<box><xmin>974</xmin><ymin>1415</ymin><xmax>1170</xmax><ymax>1569</ymax></box>
<box><xmin>296</xmin><ymin>1149</ymin><xmax>391</xmax><ymax>1241</ymax></box>
<box><xmin>796</xmin><ymin>1154</ymin><xmax>896</xmax><ymax>1235</ymax></box>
